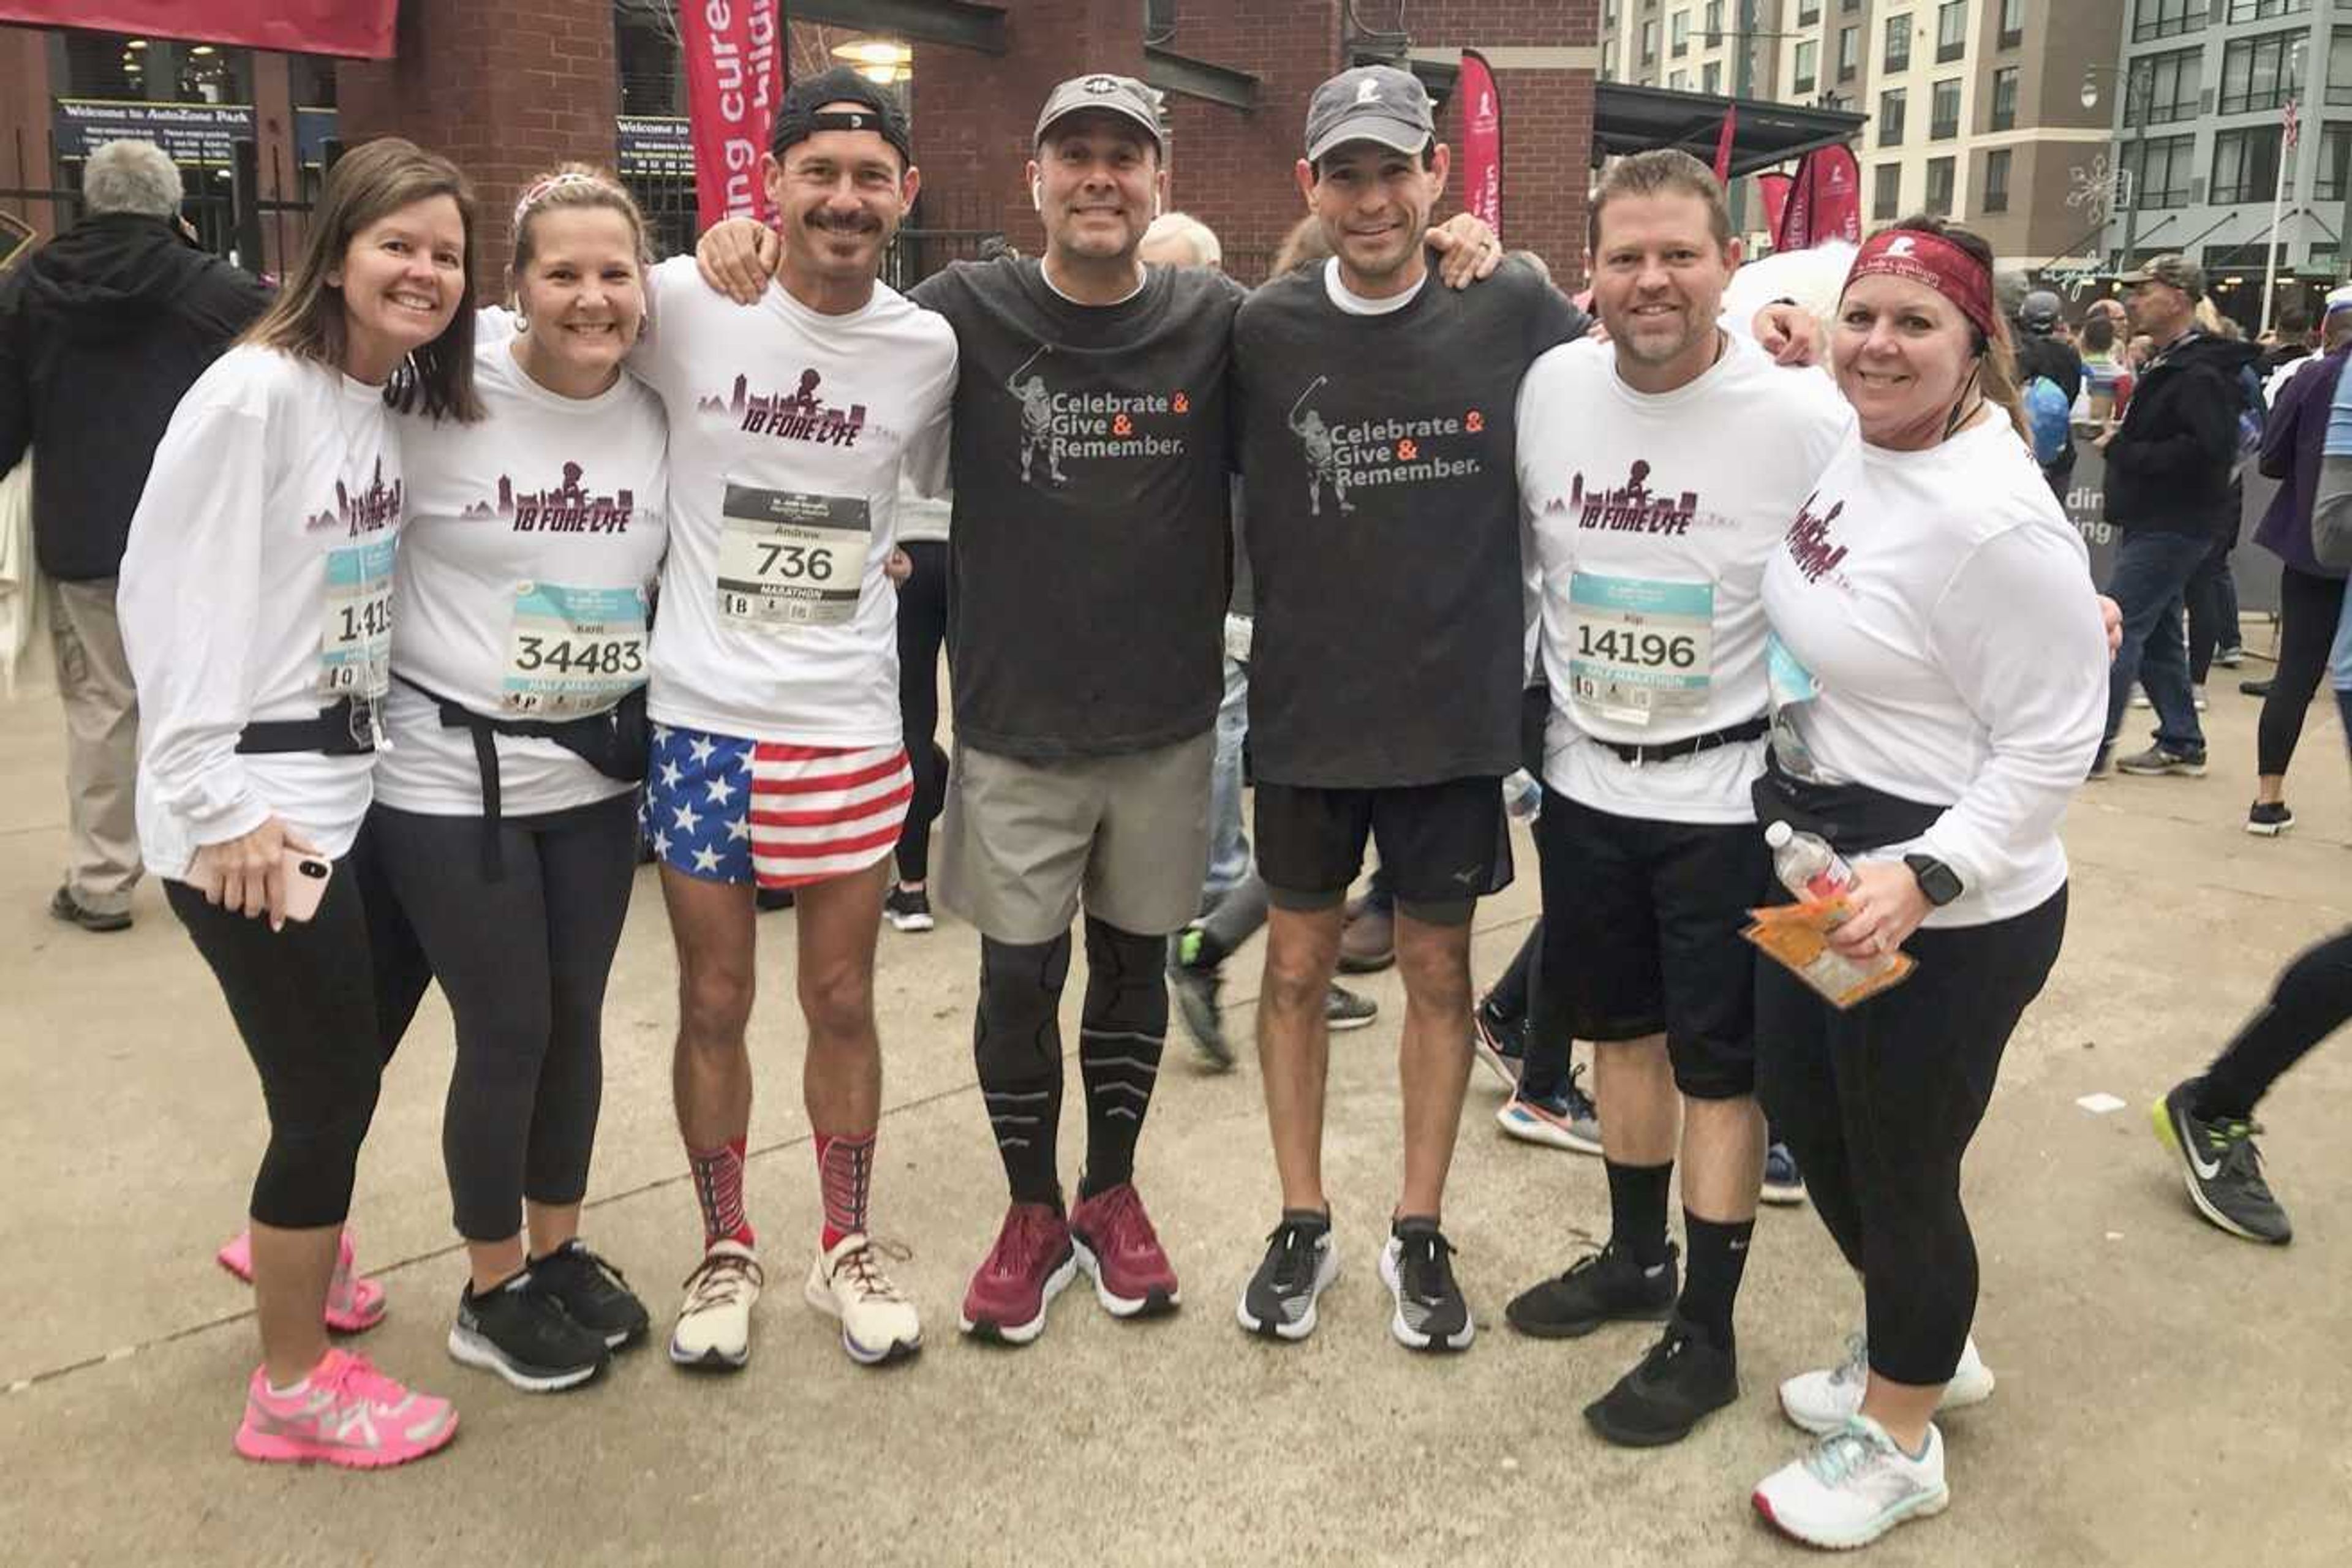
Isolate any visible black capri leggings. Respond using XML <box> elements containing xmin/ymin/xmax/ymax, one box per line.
<box><xmin>2257</xmin><ymin>565</ymin><xmax>2349</xmax><ymax>778</ymax></box>
<box><xmin>371</xmin><ymin>793</ymin><xmax>638</xmax><ymax>1242</ymax></box>
<box><xmin>895</xmin><ymin>538</ymin><xmax>951</xmax><ymax>884</ymax></box>
<box><xmin>166</xmin><ymin>821</ymin><xmax>433</xmax><ymax>1230</ymax></box>
<box><xmin>1756</xmin><ymin>885</ymin><xmax>2067</xmax><ymax>1387</ymax></box>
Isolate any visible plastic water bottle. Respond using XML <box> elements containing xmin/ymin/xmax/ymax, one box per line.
<box><xmin>1764</xmin><ymin>821</ymin><xmax>1856</xmax><ymax>903</ymax></box>
<box><xmin>1503</xmin><ymin>769</ymin><xmax>1543</xmax><ymax>823</ymax></box>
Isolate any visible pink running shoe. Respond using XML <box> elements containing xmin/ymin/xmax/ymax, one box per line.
<box><xmin>1069</xmin><ymin>1182</ymin><xmax>1181</xmax><ymax>1318</ymax></box>
<box><xmin>957</xmin><ymin>1202</ymin><xmax>1076</xmax><ymax>1346</ymax></box>
<box><xmin>233</xmin><ymin>1349</ymin><xmax>458</xmax><ymax>1469</ymax></box>
<box><xmin>216</xmin><ymin>1229</ymin><xmax>388</xmax><ymax>1333</ymax></box>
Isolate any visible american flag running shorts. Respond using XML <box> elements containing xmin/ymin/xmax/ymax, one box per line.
<box><xmin>644</xmin><ymin>722</ymin><xmax>912</xmax><ymax>890</ymax></box>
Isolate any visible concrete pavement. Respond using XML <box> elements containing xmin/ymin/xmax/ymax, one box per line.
<box><xmin>0</xmin><ymin>660</ymin><xmax>2346</xmax><ymax>1567</ymax></box>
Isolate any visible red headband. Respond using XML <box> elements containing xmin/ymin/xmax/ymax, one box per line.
<box><xmin>1843</xmin><ymin>228</ymin><xmax>1996</xmax><ymax>341</ymax></box>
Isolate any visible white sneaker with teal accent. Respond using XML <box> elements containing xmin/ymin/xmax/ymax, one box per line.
<box><xmin>1753</xmin><ymin>1415</ymin><xmax>1950</xmax><ymax>1550</ymax></box>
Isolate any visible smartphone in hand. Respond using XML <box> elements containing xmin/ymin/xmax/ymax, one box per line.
<box><xmin>277</xmin><ymin>850</ymin><xmax>333</xmax><ymax>924</ymax></box>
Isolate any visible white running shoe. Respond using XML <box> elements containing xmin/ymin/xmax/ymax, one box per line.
<box><xmin>1753</xmin><ymin>1415</ymin><xmax>1950</xmax><ymax>1550</ymax></box>
<box><xmin>1777</xmin><ymin>1331</ymin><xmax>1995</xmax><ymax>1436</ymax></box>
<box><xmin>669</xmin><ymin>1240</ymin><xmax>763</xmax><ymax>1371</ymax></box>
<box><xmin>804</xmin><ymin>1232</ymin><xmax>922</xmax><ymax>1365</ymax></box>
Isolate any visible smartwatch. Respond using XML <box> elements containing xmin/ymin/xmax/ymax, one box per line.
<box><xmin>1903</xmin><ymin>853</ymin><xmax>1964</xmax><ymax>908</ymax></box>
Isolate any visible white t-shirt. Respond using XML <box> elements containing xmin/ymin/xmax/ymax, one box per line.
<box><xmin>121</xmin><ymin>346</ymin><xmax>403</xmax><ymax>878</ymax></box>
<box><xmin>631</xmin><ymin>258</ymin><xmax>957</xmax><ymax>744</ymax></box>
<box><xmin>1760</xmin><ymin>413</ymin><xmax>2109</xmax><ymax>927</ymax></box>
<box><xmin>1518</xmin><ymin>333</ymin><xmax>1852</xmax><ymax>823</ymax></box>
<box><xmin>377</xmin><ymin>338</ymin><xmax>671</xmax><ymax>816</ymax></box>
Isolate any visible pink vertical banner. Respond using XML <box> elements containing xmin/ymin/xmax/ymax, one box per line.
<box><xmin>1757</xmin><ymin>171</ymin><xmax>1794</xmax><ymax>244</ymax></box>
<box><xmin>677</xmin><ymin>0</ymin><xmax>783</xmax><ymax>233</ymax></box>
<box><xmin>1458</xmin><ymin>49</ymin><xmax>1503</xmax><ymax>240</ymax></box>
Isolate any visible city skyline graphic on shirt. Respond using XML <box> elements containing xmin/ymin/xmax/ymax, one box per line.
<box><xmin>698</xmin><ymin>369</ymin><xmax>867</xmax><ymax>447</ymax></box>
<box><xmin>461</xmin><ymin>462</ymin><xmax>640</xmax><ymax>533</ymax></box>
<box><xmin>304</xmin><ymin>456</ymin><xmax>402</xmax><ymax>537</ymax></box>
<box><xmin>1563</xmin><ymin>461</ymin><xmax>1700</xmax><ymax>537</ymax></box>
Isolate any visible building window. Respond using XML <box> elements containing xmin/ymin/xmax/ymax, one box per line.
<box><xmin>1989</xmin><ymin>66</ymin><xmax>2018</xmax><ymax>130</ymax></box>
<box><xmin>1981</xmin><ymin>148</ymin><xmax>2011</xmax><ymax>213</ymax></box>
<box><xmin>2316</xmin><ymin>123</ymin><xmax>2352</xmax><ymax>200</ymax></box>
<box><xmin>1879</xmin><ymin>87</ymin><xmax>1907</xmax><ymax>144</ymax></box>
<box><xmin>2123</xmin><ymin>133</ymin><xmax>2196</xmax><ymax>208</ymax></box>
<box><xmin>1874</xmin><ymin>162</ymin><xmax>1904</xmax><ymax>218</ymax></box>
<box><xmin>1926</xmin><ymin>156</ymin><xmax>1955</xmax><ymax>215</ymax></box>
<box><xmin>1845</xmin><ymin>0</ymin><xmax>1863</xmax><ymax>12</ymax></box>
<box><xmin>2127</xmin><ymin>48</ymin><xmax>2203</xmax><ymax>126</ymax></box>
<box><xmin>2131</xmin><ymin>0</ymin><xmax>2199</xmax><ymax>44</ymax></box>
<box><xmin>1931</xmin><ymin>77</ymin><xmax>1961</xmax><ymax>138</ymax></box>
<box><xmin>1884</xmin><ymin>14</ymin><xmax>1911</xmax><ymax>72</ymax></box>
<box><xmin>2220</xmin><ymin>31</ymin><xmax>2302</xmax><ymax>116</ymax></box>
<box><xmin>2226</xmin><ymin>0</ymin><xmax>2313</xmax><ymax>22</ymax></box>
<box><xmin>1800</xmin><ymin>1</ymin><xmax>1822</xmax><ymax>23</ymax></box>
<box><xmin>1999</xmin><ymin>0</ymin><xmax>2024</xmax><ymax>47</ymax></box>
<box><xmin>2212</xmin><ymin>125</ymin><xmax>2285</xmax><ymax>204</ymax></box>
<box><xmin>1839</xmin><ymin>26</ymin><xmax>1860</xmax><ymax>81</ymax></box>
<box><xmin>1795</xmin><ymin>40</ymin><xmax>1818</xmax><ymax>94</ymax></box>
<box><xmin>1670</xmin><ymin>69</ymin><xmax>1689</xmax><ymax>89</ymax></box>
<box><xmin>1704</xmin><ymin>61</ymin><xmax>1722</xmax><ymax>93</ymax></box>
<box><xmin>1604</xmin><ymin>40</ymin><xmax>1618</xmax><ymax>79</ymax></box>
<box><xmin>1936</xmin><ymin>1</ymin><xmax>1966</xmax><ymax>63</ymax></box>
<box><xmin>1705</xmin><ymin>1</ymin><xmax>1722</xmax><ymax>37</ymax></box>
<box><xmin>1672</xmin><ymin>10</ymin><xmax>1690</xmax><ymax>55</ymax></box>
<box><xmin>1642</xmin><ymin>19</ymin><xmax>1658</xmax><ymax>62</ymax></box>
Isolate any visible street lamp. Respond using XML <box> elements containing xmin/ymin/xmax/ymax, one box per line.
<box><xmin>2081</xmin><ymin>63</ymin><xmax>2153</xmax><ymax>272</ymax></box>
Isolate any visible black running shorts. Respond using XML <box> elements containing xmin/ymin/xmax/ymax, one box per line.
<box><xmin>1256</xmin><ymin>775</ymin><xmax>1509</xmax><ymax>925</ymax></box>
<box><xmin>1536</xmin><ymin>790</ymin><xmax>1768</xmax><ymax>1099</ymax></box>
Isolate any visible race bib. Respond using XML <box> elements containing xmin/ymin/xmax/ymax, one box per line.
<box><xmin>502</xmin><ymin>582</ymin><xmax>649</xmax><ymax>718</ymax></box>
<box><xmin>319</xmin><ymin>537</ymin><xmax>395</xmax><ymax>701</ymax></box>
<box><xmin>1566</xmin><ymin>572</ymin><xmax>1713</xmax><ymax>727</ymax></box>
<box><xmin>716</xmin><ymin>484</ymin><xmax>869</xmax><ymax>630</ymax></box>
<box><xmin>1765</xmin><ymin>630</ymin><xmax>1827</xmax><ymax>781</ymax></box>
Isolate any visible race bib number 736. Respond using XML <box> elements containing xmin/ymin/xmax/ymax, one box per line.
<box><xmin>716</xmin><ymin>484</ymin><xmax>869</xmax><ymax>630</ymax></box>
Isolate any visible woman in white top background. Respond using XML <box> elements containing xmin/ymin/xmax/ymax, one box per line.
<box><xmin>119</xmin><ymin>137</ymin><xmax>481</xmax><ymax>1469</ymax></box>
<box><xmin>370</xmin><ymin>165</ymin><xmax>670</xmax><ymax>1393</ymax></box>
<box><xmin>1744</xmin><ymin>217</ymin><xmax>2108</xmax><ymax>1549</ymax></box>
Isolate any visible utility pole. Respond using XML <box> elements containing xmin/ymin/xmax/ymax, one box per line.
<box><xmin>1727</xmin><ymin>0</ymin><xmax>1757</xmax><ymax>233</ymax></box>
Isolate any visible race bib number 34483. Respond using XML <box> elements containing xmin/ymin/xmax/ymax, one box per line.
<box><xmin>319</xmin><ymin>537</ymin><xmax>395</xmax><ymax>701</ymax></box>
<box><xmin>1567</xmin><ymin>571</ymin><xmax>1713</xmax><ymax>727</ymax></box>
<box><xmin>716</xmin><ymin>484</ymin><xmax>869</xmax><ymax>630</ymax></box>
<box><xmin>503</xmin><ymin>582</ymin><xmax>649</xmax><ymax>718</ymax></box>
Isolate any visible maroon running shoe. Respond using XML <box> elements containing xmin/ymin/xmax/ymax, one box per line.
<box><xmin>957</xmin><ymin>1202</ymin><xmax>1077</xmax><ymax>1346</ymax></box>
<box><xmin>1069</xmin><ymin>1182</ymin><xmax>1181</xmax><ymax>1319</ymax></box>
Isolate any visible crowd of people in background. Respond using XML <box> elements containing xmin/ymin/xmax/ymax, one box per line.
<box><xmin>0</xmin><ymin>59</ymin><xmax>2345</xmax><ymax>1556</ymax></box>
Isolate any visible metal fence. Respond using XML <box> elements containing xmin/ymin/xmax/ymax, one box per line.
<box><xmin>0</xmin><ymin>127</ymin><xmax>320</xmax><ymax>278</ymax></box>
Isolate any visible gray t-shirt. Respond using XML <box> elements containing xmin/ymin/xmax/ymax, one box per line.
<box><xmin>912</xmin><ymin>258</ymin><xmax>1243</xmax><ymax>758</ymax></box>
<box><xmin>1235</xmin><ymin>257</ymin><xmax>1583</xmax><ymax>786</ymax></box>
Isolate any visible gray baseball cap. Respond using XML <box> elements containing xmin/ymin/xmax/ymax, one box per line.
<box><xmin>1035</xmin><ymin>73</ymin><xmax>1164</xmax><ymax>152</ymax></box>
<box><xmin>2117</xmin><ymin>252</ymin><xmax>2205</xmax><ymax>301</ymax></box>
<box><xmin>1305</xmin><ymin>65</ymin><xmax>1434</xmax><ymax>164</ymax></box>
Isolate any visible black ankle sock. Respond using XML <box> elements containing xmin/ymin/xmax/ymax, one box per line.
<box><xmin>1605</xmin><ymin>1159</ymin><xmax>1673</xmax><ymax>1269</ymax></box>
<box><xmin>1677</xmin><ymin>1211</ymin><xmax>1754</xmax><ymax>1351</ymax></box>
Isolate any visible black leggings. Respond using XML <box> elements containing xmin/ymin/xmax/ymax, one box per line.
<box><xmin>1756</xmin><ymin>886</ymin><xmax>2067</xmax><ymax>1387</ymax></box>
<box><xmin>2196</xmin><ymin>925</ymin><xmax>2352</xmax><ymax>1120</ymax></box>
<box><xmin>895</xmin><ymin>538</ymin><xmax>951</xmax><ymax>884</ymax></box>
<box><xmin>166</xmin><ymin>823</ymin><xmax>433</xmax><ymax>1229</ymax></box>
<box><xmin>372</xmin><ymin>794</ymin><xmax>638</xmax><ymax>1242</ymax></box>
<box><xmin>2257</xmin><ymin>566</ymin><xmax>2350</xmax><ymax>777</ymax></box>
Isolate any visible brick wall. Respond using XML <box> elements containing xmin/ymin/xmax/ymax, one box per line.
<box><xmin>338</xmin><ymin>0</ymin><xmax>618</xmax><ymax>295</ymax></box>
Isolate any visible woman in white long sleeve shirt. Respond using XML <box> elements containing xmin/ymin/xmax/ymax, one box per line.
<box><xmin>119</xmin><ymin>138</ymin><xmax>482</xmax><ymax>1469</ymax></box>
<box><xmin>1745</xmin><ymin>218</ymin><xmax>2107</xmax><ymax>1549</ymax></box>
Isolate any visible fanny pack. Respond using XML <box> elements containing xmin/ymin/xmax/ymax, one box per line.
<box><xmin>398</xmin><ymin>677</ymin><xmax>649</xmax><ymax>880</ymax></box>
<box><xmin>237</xmin><ymin>693</ymin><xmax>379</xmax><ymax>756</ymax></box>
<box><xmin>1751</xmin><ymin>753</ymin><xmax>1944</xmax><ymax>858</ymax></box>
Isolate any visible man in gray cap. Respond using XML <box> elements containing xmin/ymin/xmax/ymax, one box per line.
<box><xmin>1231</xmin><ymin>64</ymin><xmax>1591</xmax><ymax>1355</ymax></box>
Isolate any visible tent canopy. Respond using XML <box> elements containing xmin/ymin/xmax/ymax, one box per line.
<box><xmin>1594</xmin><ymin>80</ymin><xmax>1866</xmax><ymax>177</ymax></box>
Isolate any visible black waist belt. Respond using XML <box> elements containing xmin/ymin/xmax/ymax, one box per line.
<box><xmin>1596</xmin><ymin>714</ymin><xmax>1768</xmax><ymax>767</ymax></box>
<box><xmin>236</xmin><ymin>694</ymin><xmax>379</xmax><ymax>756</ymax></box>
<box><xmin>398</xmin><ymin>677</ymin><xmax>649</xmax><ymax>881</ymax></box>
<box><xmin>1751</xmin><ymin>753</ymin><xmax>1945</xmax><ymax>856</ymax></box>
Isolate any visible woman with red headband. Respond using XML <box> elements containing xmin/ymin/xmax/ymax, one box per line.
<box><xmin>1746</xmin><ymin>216</ymin><xmax>2108</xmax><ymax>1549</ymax></box>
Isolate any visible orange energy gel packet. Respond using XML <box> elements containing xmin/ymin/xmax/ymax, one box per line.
<box><xmin>1741</xmin><ymin>900</ymin><xmax>1915</xmax><ymax>1010</ymax></box>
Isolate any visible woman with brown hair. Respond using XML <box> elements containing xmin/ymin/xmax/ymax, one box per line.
<box><xmin>119</xmin><ymin>137</ymin><xmax>480</xmax><ymax>1468</ymax></box>
<box><xmin>1747</xmin><ymin>216</ymin><xmax>2107</xmax><ymax>1547</ymax></box>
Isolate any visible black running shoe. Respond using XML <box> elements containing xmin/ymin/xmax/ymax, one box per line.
<box><xmin>1167</xmin><ymin>928</ymin><xmax>1231</xmax><ymax>1069</ymax></box>
<box><xmin>1583</xmin><ymin>1315</ymin><xmax>1740</xmax><ymax>1447</ymax></box>
<box><xmin>755</xmin><ymin>885</ymin><xmax>796</xmax><ymax>913</ymax></box>
<box><xmin>1235</xmin><ymin>1210</ymin><xmax>1338</xmax><ymax>1341</ymax></box>
<box><xmin>2245</xmin><ymin>801</ymin><xmax>2295</xmax><ymax>837</ymax></box>
<box><xmin>1379</xmin><ymin>1218</ymin><xmax>1473</xmax><ymax>1352</ymax></box>
<box><xmin>1504</xmin><ymin>1241</ymin><xmax>1678</xmax><ymax>1339</ymax></box>
<box><xmin>447</xmin><ymin>1273</ymin><xmax>610</xmax><ymax>1392</ymax></box>
<box><xmin>883</xmin><ymin>884</ymin><xmax>935</xmax><ymax>932</ymax></box>
<box><xmin>1324</xmin><ymin>984</ymin><xmax>1378</xmax><ymax>1032</ymax></box>
<box><xmin>2153</xmin><ymin>1079</ymin><xmax>2292</xmax><ymax>1243</ymax></box>
<box><xmin>1471</xmin><ymin>995</ymin><xmax>1526</xmax><ymax>1088</ymax></box>
<box><xmin>530</xmin><ymin>1240</ymin><xmax>652</xmax><ymax>1349</ymax></box>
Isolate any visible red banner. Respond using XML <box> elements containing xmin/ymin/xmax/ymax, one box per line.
<box><xmin>1774</xmin><ymin>145</ymin><xmax>1861</xmax><ymax>251</ymax></box>
<box><xmin>0</xmin><ymin>1</ymin><xmax>396</xmax><ymax>59</ymax></box>
<box><xmin>1711</xmin><ymin>104</ymin><xmax>1738</xmax><ymax>186</ymax></box>
<box><xmin>677</xmin><ymin>0</ymin><xmax>782</xmax><ymax>235</ymax></box>
<box><xmin>1757</xmin><ymin>172</ymin><xmax>1793</xmax><ymax>241</ymax></box>
<box><xmin>1457</xmin><ymin>50</ymin><xmax>1502</xmax><ymax>241</ymax></box>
